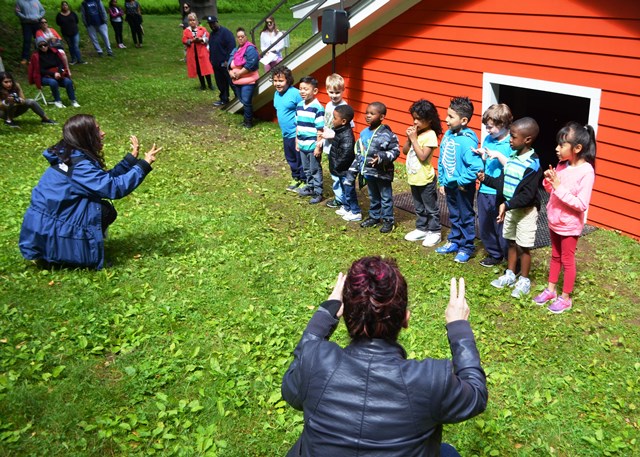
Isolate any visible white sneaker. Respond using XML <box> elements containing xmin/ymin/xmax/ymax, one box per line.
<box><xmin>53</xmin><ymin>101</ymin><xmax>66</xmax><ymax>108</ymax></box>
<box><xmin>71</xmin><ymin>100</ymin><xmax>81</xmax><ymax>108</ymax></box>
<box><xmin>335</xmin><ymin>206</ymin><xmax>348</xmax><ymax>216</ymax></box>
<box><xmin>119</xmin><ymin>43</ymin><xmax>126</xmax><ymax>49</ymax></box>
<box><xmin>422</xmin><ymin>231</ymin><xmax>442</xmax><ymax>247</ymax></box>
<box><xmin>511</xmin><ymin>276</ymin><xmax>531</xmax><ymax>298</ymax></box>
<box><xmin>491</xmin><ymin>270</ymin><xmax>516</xmax><ymax>289</ymax></box>
<box><xmin>404</xmin><ymin>229</ymin><xmax>427</xmax><ymax>241</ymax></box>
<box><xmin>343</xmin><ymin>211</ymin><xmax>362</xmax><ymax>222</ymax></box>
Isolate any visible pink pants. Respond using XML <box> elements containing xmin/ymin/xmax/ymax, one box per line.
<box><xmin>549</xmin><ymin>230</ymin><xmax>579</xmax><ymax>294</ymax></box>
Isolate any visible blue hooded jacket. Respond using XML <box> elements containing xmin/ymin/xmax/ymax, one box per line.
<box><xmin>19</xmin><ymin>147</ymin><xmax>152</xmax><ymax>269</ymax></box>
<box><xmin>437</xmin><ymin>127</ymin><xmax>481</xmax><ymax>188</ymax></box>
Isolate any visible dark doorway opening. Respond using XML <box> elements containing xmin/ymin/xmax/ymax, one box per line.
<box><xmin>498</xmin><ymin>86</ymin><xmax>590</xmax><ymax>172</ymax></box>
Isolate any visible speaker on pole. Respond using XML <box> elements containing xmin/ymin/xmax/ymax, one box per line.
<box><xmin>321</xmin><ymin>9</ymin><xmax>349</xmax><ymax>44</ymax></box>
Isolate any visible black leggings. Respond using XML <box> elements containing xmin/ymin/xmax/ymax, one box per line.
<box><xmin>111</xmin><ymin>20</ymin><xmax>124</xmax><ymax>44</ymax></box>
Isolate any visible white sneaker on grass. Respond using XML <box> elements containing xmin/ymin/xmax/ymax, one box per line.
<box><xmin>71</xmin><ymin>100</ymin><xmax>81</xmax><ymax>108</ymax></box>
<box><xmin>491</xmin><ymin>269</ymin><xmax>516</xmax><ymax>289</ymax></box>
<box><xmin>335</xmin><ymin>206</ymin><xmax>348</xmax><ymax>216</ymax></box>
<box><xmin>511</xmin><ymin>276</ymin><xmax>531</xmax><ymax>298</ymax></box>
<box><xmin>53</xmin><ymin>101</ymin><xmax>66</xmax><ymax>108</ymax></box>
<box><xmin>342</xmin><ymin>211</ymin><xmax>362</xmax><ymax>222</ymax></box>
<box><xmin>404</xmin><ymin>229</ymin><xmax>427</xmax><ymax>241</ymax></box>
<box><xmin>422</xmin><ymin>231</ymin><xmax>442</xmax><ymax>247</ymax></box>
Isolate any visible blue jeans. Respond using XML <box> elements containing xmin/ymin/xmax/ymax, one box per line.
<box><xmin>410</xmin><ymin>180</ymin><xmax>440</xmax><ymax>232</ymax></box>
<box><xmin>445</xmin><ymin>183</ymin><xmax>476</xmax><ymax>253</ymax></box>
<box><xmin>41</xmin><ymin>77</ymin><xmax>76</xmax><ymax>103</ymax></box>
<box><xmin>339</xmin><ymin>177</ymin><xmax>361</xmax><ymax>214</ymax></box>
<box><xmin>477</xmin><ymin>192</ymin><xmax>508</xmax><ymax>259</ymax></box>
<box><xmin>86</xmin><ymin>23</ymin><xmax>112</xmax><ymax>54</ymax></box>
<box><xmin>232</xmin><ymin>83</ymin><xmax>256</xmax><ymax>124</ymax></box>
<box><xmin>63</xmin><ymin>33</ymin><xmax>83</xmax><ymax>63</ymax></box>
<box><xmin>330</xmin><ymin>173</ymin><xmax>344</xmax><ymax>204</ymax></box>
<box><xmin>299</xmin><ymin>150</ymin><xmax>323</xmax><ymax>195</ymax></box>
<box><xmin>366</xmin><ymin>176</ymin><xmax>394</xmax><ymax>221</ymax></box>
<box><xmin>283</xmin><ymin>137</ymin><xmax>304</xmax><ymax>181</ymax></box>
<box><xmin>441</xmin><ymin>443</ymin><xmax>462</xmax><ymax>457</ymax></box>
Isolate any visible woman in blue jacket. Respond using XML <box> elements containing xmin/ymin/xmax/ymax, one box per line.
<box><xmin>19</xmin><ymin>114</ymin><xmax>161</xmax><ymax>269</ymax></box>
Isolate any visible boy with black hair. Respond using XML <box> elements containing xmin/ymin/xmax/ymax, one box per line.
<box><xmin>479</xmin><ymin>117</ymin><xmax>542</xmax><ymax>298</ymax></box>
<box><xmin>272</xmin><ymin>65</ymin><xmax>305</xmax><ymax>190</ymax></box>
<box><xmin>295</xmin><ymin>76</ymin><xmax>324</xmax><ymax>204</ymax></box>
<box><xmin>329</xmin><ymin>104</ymin><xmax>361</xmax><ymax>221</ymax></box>
<box><xmin>436</xmin><ymin>96</ymin><xmax>483</xmax><ymax>263</ymax></box>
<box><xmin>351</xmin><ymin>102</ymin><xmax>400</xmax><ymax>233</ymax></box>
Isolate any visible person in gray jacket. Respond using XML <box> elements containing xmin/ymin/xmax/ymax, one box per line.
<box><xmin>15</xmin><ymin>0</ymin><xmax>46</xmax><ymax>63</ymax></box>
<box><xmin>282</xmin><ymin>256</ymin><xmax>487</xmax><ymax>457</ymax></box>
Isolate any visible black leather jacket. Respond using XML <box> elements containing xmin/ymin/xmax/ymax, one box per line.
<box><xmin>282</xmin><ymin>301</ymin><xmax>487</xmax><ymax>457</ymax></box>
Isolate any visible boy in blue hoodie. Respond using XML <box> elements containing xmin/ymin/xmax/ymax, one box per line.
<box><xmin>436</xmin><ymin>96</ymin><xmax>482</xmax><ymax>263</ymax></box>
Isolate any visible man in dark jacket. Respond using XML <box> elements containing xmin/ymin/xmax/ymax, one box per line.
<box><xmin>80</xmin><ymin>0</ymin><xmax>112</xmax><ymax>56</ymax></box>
<box><xmin>206</xmin><ymin>16</ymin><xmax>235</xmax><ymax>106</ymax></box>
<box><xmin>282</xmin><ymin>257</ymin><xmax>487</xmax><ymax>457</ymax></box>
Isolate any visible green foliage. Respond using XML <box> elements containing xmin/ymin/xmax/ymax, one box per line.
<box><xmin>1</xmin><ymin>11</ymin><xmax>639</xmax><ymax>457</ymax></box>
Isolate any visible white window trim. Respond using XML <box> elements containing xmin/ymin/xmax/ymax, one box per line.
<box><xmin>482</xmin><ymin>73</ymin><xmax>601</xmax><ymax>138</ymax></box>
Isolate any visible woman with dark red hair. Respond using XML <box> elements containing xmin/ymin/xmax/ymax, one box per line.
<box><xmin>282</xmin><ymin>256</ymin><xmax>487</xmax><ymax>457</ymax></box>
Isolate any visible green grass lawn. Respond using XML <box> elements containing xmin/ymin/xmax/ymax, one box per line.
<box><xmin>1</xmin><ymin>12</ymin><xmax>639</xmax><ymax>457</ymax></box>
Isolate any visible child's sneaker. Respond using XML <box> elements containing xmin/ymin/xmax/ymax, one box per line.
<box><xmin>379</xmin><ymin>220</ymin><xmax>394</xmax><ymax>233</ymax></box>
<box><xmin>533</xmin><ymin>288</ymin><xmax>557</xmax><ymax>305</ymax></box>
<box><xmin>548</xmin><ymin>296</ymin><xmax>572</xmax><ymax>314</ymax></box>
<box><xmin>298</xmin><ymin>187</ymin><xmax>314</xmax><ymax>197</ymax></box>
<box><xmin>286</xmin><ymin>180</ymin><xmax>303</xmax><ymax>192</ymax></box>
<box><xmin>454</xmin><ymin>251</ymin><xmax>471</xmax><ymax>263</ymax></box>
<box><xmin>404</xmin><ymin>229</ymin><xmax>427</xmax><ymax>241</ymax></box>
<box><xmin>511</xmin><ymin>276</ymin><xmax>531</xmax><ymax>298</ymax></box>
<box><xmin>435</xmin><ymin>241</ymin><xmax>458</xmax><ymax>254</ymax></box>
<box><xmin>309</xmin><ymin>195</ymin><xmax>324</xmax><ymax>204</ymax></box>
<box><xmin>342</xmin><ymin>211</ymin><xmax>362</xmax><ymax>222</ymax></box>
<box><xmin>491</xmin><ymin>269</ymin><xmax>516</xmax><ymax>289</ymax></box>
<box><xmin>325</xmin><ymin>199</ymin><xmax>340</xmax><ymax>208</ymax></box>
<box><xmin>360</xmin><ymin>217</ymin><xmax>380</xmax><ymax>228</ymax></box>
<box><xmin>335</xmin><ymin>206</ymin><xmax>348</xmax><ymax>216</ymax></box>
<box><xmin>479</xmin><ymin>256</ymin><xmax>502</xmax><ymax>268</ymax></box>
<box><xmin>422</xmin><ymin>231</ymin><xmax>441</xmax><ymax>247</ymax></box>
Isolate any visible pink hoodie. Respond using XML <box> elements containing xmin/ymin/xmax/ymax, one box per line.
<box><xmin>544</xmin><ymin>161</ymin><xmax>595</xmax><ymax>236</ymax></box>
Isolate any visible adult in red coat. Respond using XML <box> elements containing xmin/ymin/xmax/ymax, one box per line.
<box><xmin>28</xmin><ymin>37</ymin><xmax>79</xmax><ymax>108</ymax></box>
<box><xmin>182</xmin><ymin>13</ymin><xmax>213</xmax><ymax>90</ymax></box>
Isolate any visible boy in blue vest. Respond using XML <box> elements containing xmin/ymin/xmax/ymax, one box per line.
<box><xmin>295</xmin><ymin>76</ymin><xmax>325</xmax><ymax>204</ymax></box>
<box><xmin>272</xmin><ymin>66</ymin><xmax>305</xmax><ymax>191</ymax></box>
<box><xmin>478</xmin><ymin>117</ymin><xmax>542</xmax><ymax>298</ymax></box>
<box><xmin>436</xmin><ymin>96</ymin><xmax>482</xmax><ymax>263</ymax></box>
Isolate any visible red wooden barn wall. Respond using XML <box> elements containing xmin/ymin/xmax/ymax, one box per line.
<box><xmin>306</xmin><ymin>0</ymin><xmax>640</xmax><ymax>239</ymax></box>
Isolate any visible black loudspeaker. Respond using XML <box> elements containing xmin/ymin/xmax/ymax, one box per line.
<box><xmin>322</xmin><ymin>9</ymin><xmax>349</xmax><ymax>44</ymax></box>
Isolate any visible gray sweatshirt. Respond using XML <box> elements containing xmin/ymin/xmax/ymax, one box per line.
<box><xmin>15</xmin><ymin>0</ymin><xmax>45</xmax><ymax>23</ymax></box>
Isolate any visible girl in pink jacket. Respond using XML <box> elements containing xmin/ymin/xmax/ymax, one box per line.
<box><xmin>533</xmin><ymin>122</ymin><xmax>596</xmax><ymax>313</ymax></box>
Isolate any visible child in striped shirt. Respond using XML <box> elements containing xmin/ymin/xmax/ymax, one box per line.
<box><xmin>295</xmin><ymin>76</ymin><xmax>325</xmax><ymax>204</ymax></box>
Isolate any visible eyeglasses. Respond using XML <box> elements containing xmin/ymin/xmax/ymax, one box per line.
<box><xmin>41</xmin><ymin>20</ymin><xmax>48</xmax><ymax>24</ymax></box>
<box><xmin>266</xmin><ymin>21</ymin><xmax>273</xmax><ymax>25</ymax></box>
<box><xmin>38</xmin><ymin>43</ymin><xmax>49</xmax><ymax>48</ymax></box>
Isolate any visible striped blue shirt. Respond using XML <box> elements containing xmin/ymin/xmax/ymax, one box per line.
<box><xmin>503</xmin><ymin>149</ymin><xmax>538</xmax><ymax>200</ymax></box>
<box><xmin>296</xmin><ymin>99</ymin><xmax>325</xmax><ymax>153</ymax></box>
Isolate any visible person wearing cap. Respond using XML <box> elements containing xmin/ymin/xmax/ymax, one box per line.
<box><xmin>15</xmin><ymin>0</ymin><xmax>46</xmax><ymax>64</ymax></box>
<box><xmin>28</xmin><ymin>36</ymin><xmax>80</xmax><ymax>108</ymax></box>
<box><xmin>206</xmin><ymin>15</ymin><xmax>234</xmax><ymax>106</ymax></box>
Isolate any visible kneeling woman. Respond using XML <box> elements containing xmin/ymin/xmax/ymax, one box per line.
<box><xmin>19</xmin><ymin>114</ymin><xmax>161</xmax><ymax>269</ymax></box>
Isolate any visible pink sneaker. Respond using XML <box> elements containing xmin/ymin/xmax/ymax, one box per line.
<box><xmin>548</xmin><ymin>296</ymin><xmax>572</xmax><ymax>314</ymax></box>
<box><xmin>533</xmin><ymin>288</ymin><xmax>557</xmax><ymax>305</ymax></box>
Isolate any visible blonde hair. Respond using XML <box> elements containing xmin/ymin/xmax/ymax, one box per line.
<box><xmin>187</xmin><ymin>12</ymin><xmax>198</xmax><ymax>22</ymax></box>
<box><xmin>481</xmin><ymin>103</ymin><xmax>513</xmax><ymax>129</ymax></box>
<box><xmin>326</xmin><ymin>73</ymin><xmax>345</xmax><ymax>91</ymax></box>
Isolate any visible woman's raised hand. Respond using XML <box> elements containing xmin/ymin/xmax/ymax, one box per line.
<box><xmin>144</xmin><ymin>144</ymin><xmax>162</xmax><ymax>165</ymax></box>
<box><xmin>130</xmin><ymin>135</ymin><xmax>140</xmax><ymax>157</ymax></box>
<box><xmin>445</xmin><ymin>277</ymin><xmax>469</xmax><ymax>323</ymax></box>
<box><xmin>328</xmin><ymin>272</ymin><xmax>346</xmax><ymax>317</ymax></box>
